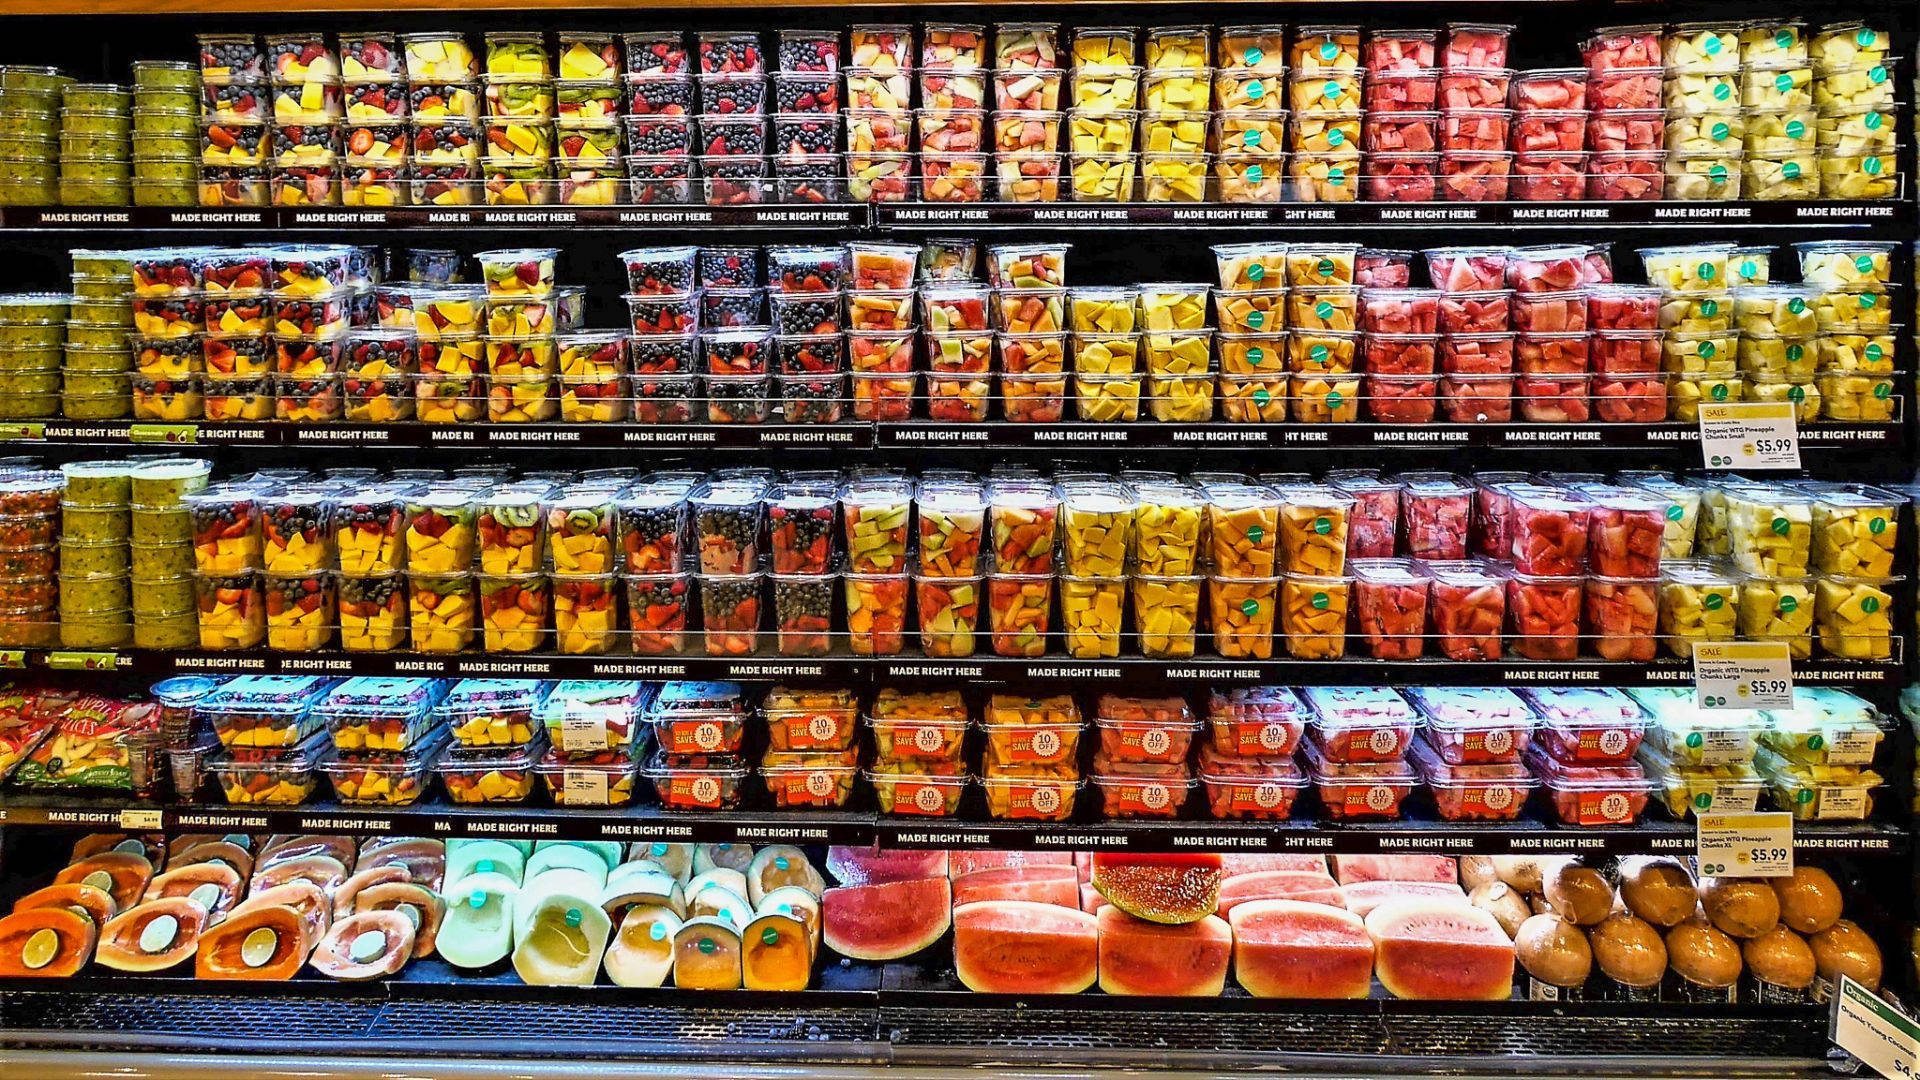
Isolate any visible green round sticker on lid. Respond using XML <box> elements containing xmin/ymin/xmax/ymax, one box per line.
<box><xmin>1253</xmin><ymin>388</ymin><xmax>1271</xmax><ymax>405</ymax></box>
<box><xmin>1247</xmin><ymin>264</ymin><xmax>1265</xmax><ymax>282</ymax></box>
<box><xmin>1797</xmin><ymin>788</ymin><xmax>1813</xmax><ymax>804</ymax></box>
<box><xmin>1697</xmin><ymin>340</ymin><xmax>1715</xmax><ymax>359</ymax></box>
<box><xmin>1240</xmin><ymin>599</ymin><xmax>1259</xmax><ymax>616</ymax></box>
<box><xmin>1789</xmin><ymin>386</ymin><xmax>1805</xmax><ymax>403</ymax></box>
<box><xmin>1686</xmin><ymin>732</ymin><xmax>1703</xmax><ymax>748</ymax></box>
<box><xmin>1808</xmin><ymin>733</ymin><xmax>1824</xmax><ymax>750</ymax></box>
<box><xmin>565</xmin><ymin>908</ymin><xmax>583</xmax><ymax>928</ymax></box>
<box><xmin>1243</xmin><ymin>130</ymin><xmax>1262</xmax><ymax>149</ymax></box>
<box><xmin>1782</xmin><ymin>161</ymin><xmax>1801</xmax><ymax>179</ymax></box>
<box><xmin>1857</xmin><ymin>29</ymin><xmax>1877</xmax><ymax>46</ymax></box>
<box><xmin>1248</xmin><ymin>310</ymin><xmax>1266</xmax><ymax>330</ymax></box>
<box><xmin>1864</xmin><ymin>156</ymin><xmax>1884</xmax><ymax>175</ymax></box>
<box><xmin>476</xmin><ymin>859</ymin><xmax>495</xmax><ymax>874</ymax></box>
<box><xmin>1778</xmin><ymin>595</ymin><xmax>1797</xmax><ymax>614</ymax></box>
<box><xmin>1710</xmin><ymin>383</ymin><xmax>1729</xmax><ymax>401</ymax></box>
<box><xmin>1787</xmin><ymin>297</ymin><xmax>1806</xmax><ymax>314</ymax></box>
<box><xmin>1247</xmin><ymin>346</ymin><xmax>1265</xmax><ymax>365</ymax></box>
<box><xmin>1310</xmin><ymin>344</ymin><xmax>1329</xmax><ymax>363</ymax></box>
<box><xmin>651</xmin><ymin>842</ymin><xmax>669</xmax><ymax>856</ymax></box>
<box><xmin>1775</xmin><ymin>30</ymin><xmax>1794</xmax><ymax>49</ymax></box>
<box><xmin>1328</xmin><ymin>165</ymin><xmax>1347</xmax><ymax>184</ymax></box>
<box><xmin>1310</xmin><ymin>592</ymin><xmax>1330</xmax><ymax>610</ymax></box>
<box><xmin>1247</xmin><ymin>80</ymin><xmax>1265</xmax><ymax>100</ymax></box>
<box><xmin>1319</xmin><ymin>42</ymin><xmax>1338</xmax><ymax>61</ymax></box>
<box><xmin>1317</xmin><ymin>257</ymin><xmax>1335</xmax><ymax>276</ymax></box>
<box><xmin>469</xmin><ymin>891</ymin><xmax>487</xmax><ymax>909</ymax></box>
<box><xmin>1862</xmin><ymin>596</ymin><xmax>1881</xmax><ymax>613</ymax></box>
<box><xmin>1327</xmin><ymin>128</ymin><xmax>1345</xmax><ymax>147</ymax></box>
<box><xmin>1873</xmin><ymin>381</ymin><xmax>1891</xmax><ymax>398</ymax></box>
<box><xmin>1697</xmin><ymin>262</ymin><xmax>1716</xmax><ymax>282</ymax></box>
<box><xmin>1869</xmin><ymin>66</ymin><xmax>1887</xmax><ymax>84</ymax></box>
<box><xmin>698</xmin><ymin>937</ymin><xmax>716</xmax><ymax>954</ymax></box>
<box><xmin>1247</xmin><ymin>525</ymin><xmax>1263</xmax><ymax>543</ymax></box>
<box><xmin>650</xmin><ymin>921</ymin><xmax>668</xmax><ymax>941</ymax></box>
<box><xmin>1739</xmin><ymin>259</ymin><xmax>1758</xmax><ymax>278</ymax></box>
<box><xmin>1869</xmin><ymin>517</ymin><xmax>1887</xmax><ymax>534</ymax></box>
<box><xmin>1864</xmin><ymin>112</ymin><xmax>1883</xmax><ymax>130</ymax></box>
<box><xmin>1712</xmin><ymin>83</ymin><xmax>1732</xmax><ymax>100</ymax></box>
<box><xmin>1700</xmin><ymin>299</ymin><xmax>1719</xmax><ymax>316</ymax></box>
<box><xmin>1854</xmin><ymin>254</ymin><xmax>1876</xmax><ymax>273</ymax></box>
<box><xmin>1694</xmin><ymin>791</ymin><xmax>1713</xmax><ymax>809</ymax></box>
<box><xmin>775</xmin><ymin>856</ymin><xmax>789</xmax><ymax>871</ymax></box>
<box><xmin>1246</xmin><ymin>163</ymin><xmax>1265</xmax><ymax>183</ymax></box>
<box><xmin>1859</xmin><ymin>292</ymin><xmax>1877</xmax><ymax>308</ymax></box>
<box><xmin>1786</xmin><ymin>344</ymin><xmax>1804</xmax><ymax>362</ymax></box>
<box><xmin>1773</xmin><ymin>72</ymin><xmax>1792</xmax><ymax>93</ymax></box>
<box><xmin>1704</xmin><ymin>36</ymin><xmax>1723</xmax><ymax>55</ymax></box>
<box><xmin>762</xmin><ymin>927</ymin><xmax>781</xmax><ymax>946</ymax></box>
<box><xmin>1771</xmin><ymin>516</ymin><xmax>1790</xmax><ymax>535</ymax></box>
<box><xmin>1315</xmin><ymin>300</ymin><xmax>1335</xmax><ymax>319</ymax></box>
<box><xmin>1245</xmin><ymin>47</ymin><xmax>1263</xmax><ymax>65</ymax></box>
<box><xmin>1709</xmin><ymin>162</ymin><xmax>1729</xmax><ymax>183</ymax></box>
<box><xmin>1785</xmin><ymin>119</ymin><xmax>1806</xmax><ymax>139</ymax></box>
<box><xmin>1704</xmin><ymin>592</ymin><xmax>1725</xmax><ymax>610</ymax></box>
<box><xmin>1666</xmin><ymin>504</ymin><xmax>1684</xmax><ymax>521</ymax></box>
<box><xmin>1710</xmin><ymin>121</ymin><xmax>1730</xmax><ymax>141</ymax></box>
<box><xmin>1327</xmin><ymin>390</ymin><xmax>1344</xmax><ymax>408</ymax></box>
<box><xmin>1866</xmin><ymin>343</ymin><xmax>1884</xmax><ymax>361</ymax></box>
<box><xmin>1322</xmin><ymin>79</ymin><xmax>1340</xmax><ymax>99</ymax></box>
<box><xmin>1313</xmin><ymin>516</ymin><xmax>1331</xmax><ymax>535</ymax></box>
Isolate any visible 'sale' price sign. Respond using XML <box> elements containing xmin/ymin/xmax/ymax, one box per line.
<box><xmin>1694</xmin><ymin>811</ymin><xmax>1792</xmax><ymax>878</ymax></box>
<box><xmin>1692</xmin><ymin>640</ymin><xmax>1794</xmax><ymax>710</ymax></box>
<box><xmin>1699</xmin><ymin>401</ymin><xmax>1801</xmax><ymax>469</ymax></box>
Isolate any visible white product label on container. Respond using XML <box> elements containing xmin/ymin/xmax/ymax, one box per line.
<box><xmin>560</xmin><ymin>713</ymin><xmax>608</xmax><ymax>752</ymax></box>
<box><xmin>562</xmin><ymin>768</ymin><xmax>609</xmax><ymax>805</ymax></box>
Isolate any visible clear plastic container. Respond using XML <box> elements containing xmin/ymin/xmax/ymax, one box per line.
<box><xmin>1204</xmin><ymin>685</ymin><xmax>1309</xmax><ymax>757</ymax></box>
<box><xmin>867</xmin><ymin>763</ymin><xmax>968</xmax><ymax>817</ymax></box>
<box><xmin>1302</xmin><ymin>740</ymin><xmax>1417</xmax><ymax>821</ymax></box>
<box><xmin>1196</xmin><ymin>744</ymin><xmax>1306</xmax><ymax>820</ymax></box>
<box><xmin>1628</xmin><ymin>687</ymin><xmax>1764</xmax><ymax>767</ymax></box>
<box><xmin>761</xmin><ymin>747</ymin><xmax>859</xmax><ymax>808</ymax></box>
<box><xmin>437</xmin><ymin>678</ymin><xmax>550</xmax><ymax>748</ymax></box>
<box><xmin>1526</xmin><ymin>744</ymin><xmax>1653</xmax><ymax>826</ymax></box>
<box><xmin>1754</xmin><ymin>745</ymin><xmax>1881</xmax><ymax>821</ymax></box>
<box><xmin>315</xmin><ymin>676</ymin><xmax>446</xmax><ymax>753</ymax></box>
<box><xmin>1758</xmin><ymin>688</ymin><xmax>1887</xmax><ymax>766</ymax></box>
<box><xmin>1303</xmin><ymin>686</ymin><xmax>1416</xmax><ymax>763</ymax></box>
<box><xmin>645</xmin><ymin>680</ymin><xmax>749</xmax><ymax>756</ymax></box>
<box><xmin>1091</xmin><ymin>755</ymin><xmax>1194</xmax><ymax>819</ymax></box>
<box><xmin>1522</xmin><ymin>687</ymin><xmax>1649</xmax><ymax>765</ymax></box>
<box><xmin>1408</xmin><ymin>687</ymin><xmax>1537</xmax><ymax>764</ymax></box>
<box><xmin>1093</xmin><ymin>694</ymin><xmax>1197</xmax><ymax>764</ymax></box>
<box><xmin>195</xmin><ymin>674</ymin><xmax>331</xmax><ymax>750</ymax></box>
<box><xmin>761</xmin><ymin>685</ymin><xmax>858</xmax><ymax>752</ymax></box>
<box><xmin>1638</xmin><ymin>743</ymin><xmax>1765</xmax><ymax>818</ymax></box>
<box><xmin>536</xmin><ymin>746</ymin><xmax>641</xmax><ymax>807</ymax></box>
<box><xmin>535</xmin><ymin>679</ymin><xmax>652</xmax><ymax>755</ymax></box>
<box><xmin>643</xmin><ymin>750</ymin><xmax>748</xmax><ymax>810</ymax></box>
<box><xmin>209</xmin><ymin>734</ymin><xmax>327</xmax><ymax>806</ymax></box>
<box><xmin>977</xmin><ymin>763</ymin><xmax>1080</xmax><ymax>821</ymax></box>
<box><xmin>436</xmin><ymin>737</ymin><xmax>542</xmax><ymax>804</ymax></box>
<box><xmin>320</xmin><ymin>738</ymin><xmax>447</xmax><ymax>806</ymax></box>
<box><xmin>1408</xmin><ymin>738</ymin><xmax>1535</xmax><ymax>822</ymax></box>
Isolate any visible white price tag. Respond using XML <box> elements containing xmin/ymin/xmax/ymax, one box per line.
<box><xmin>1699</xmin><ymin>401</ymin><xmax>1801</xmax><ymax>470</ymax></box>
<box><xmin>1693</xmin><ymin>641</ymin><xmax>1794</xmax><ymax>709</ymax></box>
<box><xmin>560</xmin><ymin>712</ymin><xmax>608</xmax><ymax>752</ymax></box>
<box><xmin>1832</xmin><ymin>976</ymin><xmax>1920</xmax><ymax>1080</ymax></box>
<box><xmin>118</xmin><ymin>809</ymin><xmax>164</xmax><ymax>830</ymax></box>
<box><xmin>1695</xmin><ymin>811</ymin><xmax>1793</xmax><ymax>878</ymax></box>
<box><xmin>562</xmin><ymin>768</ymin><xmax>609</xmax><ymax>805</ymax></box>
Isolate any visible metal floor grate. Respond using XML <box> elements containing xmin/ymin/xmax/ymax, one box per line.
<box><xmin>369</xmin><ymin>999</ymin><xmax>878</xmax><ymax>1050</ymax></box>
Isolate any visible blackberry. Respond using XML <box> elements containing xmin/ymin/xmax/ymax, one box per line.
<box><xmin>626</xmin><ymin>116</ymin><xmax>691</xmax><ymax>155</ymax></box>
<box><xmin>627</xmin><ymin>156</ymin><xmax>695</xmax><ymax>204</ymax></box>
<box><xmin>777</xmin><ymin>36</ymin><xmax>838</xmax><ymax>74</ymax></box>
<box><xmin>623</xmin><ymin>33</ymin><xmax>688</xmax><ymax>75</ymax></box>
<box><xmin>779</xmin><ymin>375</ymin><xmax>844</xmax><ymax>423</ymax></box>
<box><xmin>698</xmin><ymin>247</ymin><xmax>761</xmax><ymax>288</ymax></box>
<box><xmin>698</xmin><ymin>116</ymin><xmax>764</xmax><ymax>156</ymax></box>
<box><xmin>772</xmin><ymin>75</ymin><xmax>836</xmax><ymax>113</ymax></box>
<box><xmin>626</xmin><ymin>293</ymin><xmax>699</xmax><ymax>336</ymax></box>
<box><xmin>772</xmin><ymin>159</ymin><xmax>842</xmax><ymax>204</ymax></box>
<box><xmin>774</xmin><ymin>331</ymin><xmax>843</xmax><ymax>374</ymax></box>
<box><xmin>626</xmin><ymin>74</ymin><xmax>693</xmax><ymax>116</ymax></box>
<box><xmin>770</xmin><ymin>293</ymin><xmax>841</xmax><ymax>335</ymax></box>
<box><xmin>629</xmin><ymin>334</ymin><xmax>695</xmax><ymax>375</ymax></box>
<box><xmin>772</xmin><ymin>115</ymin><xmax>838</xmax><ymax>154</ymax></box>
<box><xmin>700</xmin><ymin>287</ymin><xmax>764</xmax><ymax>328</ymax></box>
<box><xmin>622</xmin><ymin>249</ymin><xmax>695</xmax><ymax>294</ymax></box>
<box><xmin>632</xmin><ymin>376</ymin><xmax>697</xmax><ymax>423</ymax></box>
<box><xmin>698</xmin><ymin>75</ymin><xmax>764</xmax><ymax>115</ymax></box>
<box><xmin>699</xmin><ymin>35</ymin><xmax>762</xmax><ymax>76</ymax></box>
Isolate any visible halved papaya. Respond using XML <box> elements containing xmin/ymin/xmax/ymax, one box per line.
<box><xmin>258</xmin><ymin>834</ymin><xmax>356</xmax><ymax>869</ymax></box>
<box><xmin>55</xmin><ymin>852</ymin><xmax>153</xmax><ymax>912</ymax></box>
<box><xmin>354</xmin><ymin>882</ymin><xmax>444</xmax><ymax>958</ymax></box>
<box><xmin>0</xmin><ymin>907</ymin><xmax>95</xmax><ymax>977</ymax></box>
<box><xmin>333</xmin><ymin>866</ymin><xmax>411</xmax><ymax>919</ymax></box>
<box><xmin>169</xmin><ymin>840</ymin><xmax>254</xmax><ymax>881</ymax></box>
<box><xmin>741</xmin><ymin>911</ymin><xmax>811</xmax><ymax>991</ymax></box>
<box><xmin>96</xmin><ymin>897</ymin><xmax>207</xmax><ymax>972</ymax></box>
<box><xmin>72</xmin><ymin>833</ymin><xmax>165</xmax><ymax>867</ymax></box>
<box><xmin>12</xmin><ymin>882</ymin><xmax>117</xmax><ymax>930</ymax></box>
<box><xmin>310</xmin><ymin>910</ymin><xmax>414</xmax><ymax>980</ymax></box>
<box><xmin>231</xmin><ymin>881</ymin><xmax>329</xmax><ymax>947</ymax></box>
<box><xmin>356</xmin><ymin>839</ymin><xmax>445</xmax><ymax>892</ymax></box>
<box><xmin>143</xmin><ymin>863</ymin><xmax>244</xmax><ymax>923</ymax></box>
<box><xmin>250</xmin><ymin>854</ymin><xmax>347</xmax><ymax>897</ymax></box>
<box><xmin>196</xmin><ymin>904</ymin><xmax>309</xmax><ymax>980</ymax></box>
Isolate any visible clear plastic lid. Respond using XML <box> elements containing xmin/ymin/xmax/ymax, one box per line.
<box><xmin>870</xmin><ymin>688</ymin><xmax>969</xmax><ymax>722</ymax></box>
<box><xmin>196</xmin><ymin>674</ymin><xmax>336</xmax><ymax>717</ymax></box>
<box><xmin>1525</xmin><ymin>743</ymin><xmax>1652</xmax><ymax>789</ymax></box>
<box><xmin>1519</xmin><ymin>686</ymin><xmax>1646</xmax><ymax>726</ymax></box>
<box><xmin>314</xmin><ymin>676</ymin><xmax>445</xmax><ymax>719</ymax></box>
<box><xmin>1407</xmin><ymin>736</ymin><xmax>1533</xmax><ymax>785</ymax></box>
<box><xmin>1304</xmin><ymin>685</ymin><xmax>1414</xmax><ymax>726</ymax></box>
<box><xmin>437</xmin><ymin>678</ymin><xmax>552</xmax><ymax>720</ymax></box>
<box><xmin>647</xmin><ymin>679</ymin><xmax>748</xmax><ymax>720</ymax></box>
<box><xmin>1301</xmin><ymin>739</ymin><xmax>1418</xmax><ymax>783</ymax></box>
<box><xmin>1406</xmin><ymin>686</ymin><xmax>1534</xmax><ymax>728</ymax></box>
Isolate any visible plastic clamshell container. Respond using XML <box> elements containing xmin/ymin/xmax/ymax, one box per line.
<box><xmin>535</xmin><ymin>745</ymin><xmax>641</xmax><ymax>806</ymax></box>
<box><xmin>1754</xmin><ymin>745</ymin><xmax>1881</xmax><ymax>821</ymax></box>
<box><xmin>761</xmin><ymin>685</ymin><xmax>859</xmax><ymax>752</ymax></box>
<box><xmin>642</xmin><ymin>750</ymin><xmax>748</xmax><ymax>810</ymax></box>
<box><xmin>1519</xmin><ymin>686</ymin><xmax>1649</xmax><ymax>765</ymax></box>
<box><xmin>1407</xmin><ymin>737</ymin><xmax>1536</xmax><ymax>821</ymax></box>
<box><xmin>1757</xmin><ymin>688</ymin><xmax>1887</xmax><ymax>766</ymax></box>
<box><xmin>319</xmin><ymin>738</ymin><xmax>447</xmax><ymax>806</ymax></box>
<box><xmin>981</xmin><ymin>692</ymin><xmax>1081</xmax><ymax>765</ymax></box>
<box><xmin>1302</xmin><ymin>739</ymin><xmax>1417</xmax><ymax>821</ymax></box>
<box><xmin>1094</xmin><ymin>694</ymin><xmax>1197</xmax><ymax>763</ymax></box>
<box><xmin>1304</xmin><ymin>685</ymin><xmax>1416</xmax><ymax>763</ymax></box>
<box><xmin>977</xmin><ymin>761</ymin><xmax>1081</xmax><ymax>821</ymax></box>
<box><xmin>314</xmin><ymin>675</ymin><xmax>446</xmax><ymax>753</ymax></box>
<box><xmin>645</xmin><ymin>680</ymin><xmax>749</xmax><ymax>755</ymax></box>
<box><xmin>1526</xmin><ymin>744</ymin><xmax>1653</xmax><ymax>826</ymax></box>
<box><xmin>761</xmin><ymin>747</ymin><xmax>859</xmax><ymax>808</ymax></box>
<box><xmin>196</xmin><ymin>674</ymin><xmax>332</xmax><ymax>749</ymax></box>
<box><xmin>1627</xmin><ymin>687</ymin><xmax>1764</xmax><ymax>767</ymax></box>
<box><xmin>1090</xmin><ymin>754</ymin><xmax>1194</xmax><ymax>819</ymax></box>
<box><xmin>534</xmin><ymin>679</ymin><xmax>653</xmax><ymax>754</ymax></box>
<box><xmin>1196</xmin><ymin>743</ymin><xmax>1306</xmax><ymax>819</ymax></box>
<box><xmin>1637</xmin><ymin>743</ymin><xmax>1765</xmax><ymax>818</ymax></box>
<box><xmin>209</xmin><ymin>732</ymin><xmax>329</xmax><ymax>806</ymax></box>
<box><xmin>867</xmin><ymin>762</ymin><xmax>968</xmax><ymax>816</ymax></box>
<box><xmin>1205</xmin><ymin>685</ymin><xmax>1310</xmax><ymax>757</ymax></box>
<box><xmin>436</xmin><ymin>678</ymin><xmax>551</xmax><ymax>748</ymax></box>
<box><xmin>434</xmin><ymin>736</ymin><xmax>542</xmax><ymax>804</ymax></box>
<box><xmin>1407</xmin><ymin>686</ymin><xmax>1537</xmax><ymax>764</ymax></box>
<box><xmin>867</xmin><ymin>688</ymin><xmax>969</xmax><ymax>762</ymax></box>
